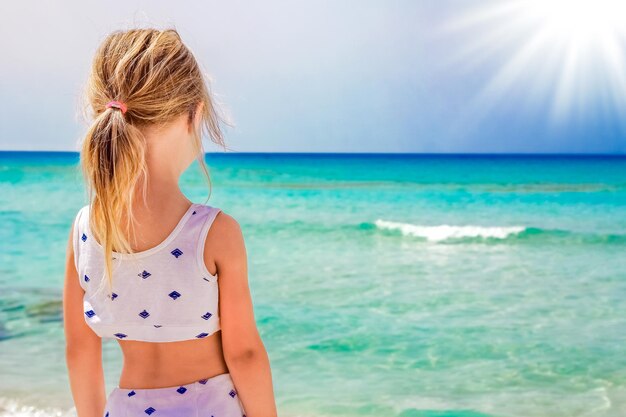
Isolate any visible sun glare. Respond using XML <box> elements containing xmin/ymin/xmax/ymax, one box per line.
<box><xmin>530</xmin><ymin>0</ymin><xmax>626</xmax><ymax>40</ymax></box>
<box><xmin>441</xmin><ymin>0</ymin><xmax>626</xmax><ymax>123</ymax></box>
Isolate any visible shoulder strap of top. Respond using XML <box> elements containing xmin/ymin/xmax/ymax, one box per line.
<box><xmin>72</xmin><ymin>205</ymin><xmax>88</xmax><ymax>272</ymax></box>
<box><xmin>195</xmin><ymin>205</ymin><xmax>222</xmax><ymax>280</ymax></box>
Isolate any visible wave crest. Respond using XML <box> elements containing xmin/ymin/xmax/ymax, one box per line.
<box><xmin>373</xmin><ymin>220</ymin><xmax>526</xmax><ymax>242</ymax></box>
<box><xmin>371</xmin><ymin>220</ymin><xmax>626</xmax><ymax>244</ymax></box>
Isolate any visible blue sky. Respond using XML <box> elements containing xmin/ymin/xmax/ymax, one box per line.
<box><xmin>0</xmin><ymin>0</ymin><xmax>625</xmax><ymax>153</ymax></box>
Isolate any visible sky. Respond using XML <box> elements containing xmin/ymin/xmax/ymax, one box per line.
<box><xmin>0</xmin><ymin>0</ymin><xmax>625</xmax><ymax>153</ymax></box>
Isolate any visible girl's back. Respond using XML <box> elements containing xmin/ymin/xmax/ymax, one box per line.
<box><xmin>72</xmin><ymin>201</ymin><xmax>229</xmax><ymax>387</ymax></box>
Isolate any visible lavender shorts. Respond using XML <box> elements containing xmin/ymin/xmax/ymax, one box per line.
<box><xmin>103</xmin><ymin>372</ymin><xmax>246</xmax><ymax>417</ymax></box>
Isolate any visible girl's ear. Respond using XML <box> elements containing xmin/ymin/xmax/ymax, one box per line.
<box><xmin>187</xmin><ymin>101</ymin><xmax>205</xmax><ymax>134</ymax></box>
<box><xmin>194</xmin><ymin>101</ymin><xmax>204</xmax><ymax>130</ymax></box>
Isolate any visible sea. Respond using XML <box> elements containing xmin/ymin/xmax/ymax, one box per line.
<box><xmin>0</xmin><ymin>152</ymin><xmax>625</xmax><ymax>417</ymax></box>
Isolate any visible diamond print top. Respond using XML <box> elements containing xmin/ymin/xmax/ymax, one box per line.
<box><xmin>72</xmin><ymin>203</ymin><xmax>222</xmax><ymax>342</ymax></box>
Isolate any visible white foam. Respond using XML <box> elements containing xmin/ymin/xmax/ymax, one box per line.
<box><xmin>0</xmin><ymin>397</ymin><xmax>72</xmax><ymax>417</ymax></box>
<box><xmin>374</xmin><ymin>220</ymin><xmax>526</xmax><ymax>242</ymax></box>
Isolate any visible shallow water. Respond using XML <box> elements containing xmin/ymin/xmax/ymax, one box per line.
<box><xmin>1</xmin><ymin>152</ymin><xmax>625</xmax><ymax>417</ymax></box>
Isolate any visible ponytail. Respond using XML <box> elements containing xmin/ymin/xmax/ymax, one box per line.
<box><xmin>81</xmin><ymin>100</ymin><xmax>148</xmax><ymax>289</ymax></box>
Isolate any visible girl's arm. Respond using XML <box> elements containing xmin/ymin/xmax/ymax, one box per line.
<box><xmin>63</xmin><ymin>220</ymin><xmax>107</xmax><ymax>417</ymax></box>
<box><xmin>210</xmin><ymin>212</ymin><xmax>278</xmax><ymax>417</ymax></box>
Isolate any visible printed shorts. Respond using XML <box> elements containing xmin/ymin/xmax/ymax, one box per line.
<box><xmin>103</xmin><ymin>372</ymin><xmax>246</xmax><ymax>417</ymax></box>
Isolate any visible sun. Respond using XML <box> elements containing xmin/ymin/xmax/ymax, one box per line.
<box><xmin>530</xmin><ymin>0</ymin><xmax>626</xmax><ymax>40</ymax></box>
<box><xmin>439</xmin><ymin>0</ymin><xmax>626</xmax><ymax>123</ymax></box>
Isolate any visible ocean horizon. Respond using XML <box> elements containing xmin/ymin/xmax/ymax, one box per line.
<box><xmin>3</xmin><ymin>151</ymin><xmax>626</xmax><ymax>155</ymax></box>
<box><xmin>1</xmin><ymin>151</ymin><xmax>625</xmax><ymax>417</ymax></box>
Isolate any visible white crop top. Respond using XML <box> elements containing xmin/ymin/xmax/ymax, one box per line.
<box><xmin>72</xmin><ymin>203</ymin><xmax>222</xmax><ymax>343</ymax></box>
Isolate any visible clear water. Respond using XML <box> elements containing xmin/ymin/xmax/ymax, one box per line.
<box><xmin>1</xmin><ymin>152</ymin><xmax>625</xmax><ymax>417</ymax></box>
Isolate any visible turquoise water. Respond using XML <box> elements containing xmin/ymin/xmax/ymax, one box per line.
<box><xmin>1</xmin><ymin>152</ymin><xmax>625</xmax><ymax>417</ymax></box>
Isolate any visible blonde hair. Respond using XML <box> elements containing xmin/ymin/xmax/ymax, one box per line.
<box><xmin>78</xmin><ymin>28</ymin><xmax>231</xmax><ymax>290</ymax></box>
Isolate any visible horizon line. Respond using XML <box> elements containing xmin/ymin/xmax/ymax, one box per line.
<box><xmin>0</xmin><ymin>150</ymin><xmax>625</xmax><ymax>157</ymax></box>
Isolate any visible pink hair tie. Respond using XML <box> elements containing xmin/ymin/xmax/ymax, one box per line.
<box><xmin>105</xmin><ymin>100</ymin><xmax>128</xmax><ymax>114</ymax></box>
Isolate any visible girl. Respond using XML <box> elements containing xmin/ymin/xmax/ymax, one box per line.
<box><xmin>62</xmin><ymin>28</ymin><xmax>277</xmax><ymax>417</ymax></box>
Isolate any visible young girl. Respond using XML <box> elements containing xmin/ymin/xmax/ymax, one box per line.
<box><xmin>62</xmin><ymin>28</ymin><xmax>277</xmax><ymax>417</ymax></box>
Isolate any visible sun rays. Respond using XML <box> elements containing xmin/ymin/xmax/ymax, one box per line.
<box><xmin>438</xmin><ymin>0</ymin><xmax>626</xmax><ymax>124</ymax></box>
